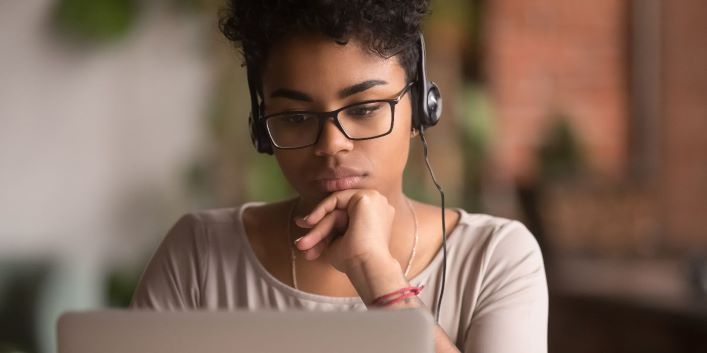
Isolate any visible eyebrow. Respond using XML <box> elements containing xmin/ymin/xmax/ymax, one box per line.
<box><xmin>337</xmin><ymin>79</ymin><xmax>388</xmax><ymax>99</ymax></box>
<box><xmin>269</xmin><ymin>88</ymin><xmax>312</xmax><ymax>101</ymax></box>
<box><xmin>269</xmin><ymin>79</ymin><xmax>389</xmax><ymax>102</ymax></box>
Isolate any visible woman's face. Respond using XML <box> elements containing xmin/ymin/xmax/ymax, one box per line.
<box><xmin>261</xmin><ymin>32</ymin><xmax>413</xmax><ymax>207</ymax></box>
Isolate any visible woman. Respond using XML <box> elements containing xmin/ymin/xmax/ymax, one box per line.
<box><xmin>130</xmin><ymin>1</ymin><xmax>548</xmax><ymax>352</ymax></box>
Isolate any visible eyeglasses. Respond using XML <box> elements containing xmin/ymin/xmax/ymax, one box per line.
<box><xmin>263</xmin><ymin>82</ymin><xmax>414</xmax><ymax>149</ymax></box>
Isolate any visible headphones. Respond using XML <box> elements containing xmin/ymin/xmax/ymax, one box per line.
<box><xmin>247</xmin><ymin>33</ymin><xmax>443</xmax><ymax>155</ymax></box>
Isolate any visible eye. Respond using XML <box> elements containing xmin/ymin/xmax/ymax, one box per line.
<box><xmin>346</xmin><ymin>103</ymin><xmax>383</xmax><ymax>118</ymax></box>
<box><xmin>283</xmin><ymin>113</ymin><xmax>311</xmax><ymax>124</ymax></box>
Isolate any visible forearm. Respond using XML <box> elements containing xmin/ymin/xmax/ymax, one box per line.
<box><xmin>345</xmin><ymin>255</ymin><xmax>461</xmax><ymax>353</ymax></box>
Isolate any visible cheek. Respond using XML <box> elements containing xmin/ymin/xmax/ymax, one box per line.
<box><xmin>392</xmin><ymin>103</ymin><xmax>414</xmax><ymax>143</ymax></box>
<box><xmin>370</xmin><ymin>108</ymin><xmax>412</xmax><ymax>176</ymax></box>
<box><xmin>396</xmin><ymin>99</ymin><xmax>414</xmax><ymax>133</ymax></box>
<box><xmin>273</xmin><ymin>152</ymin><xmax>306</xmax><ymax>186</ymax></box>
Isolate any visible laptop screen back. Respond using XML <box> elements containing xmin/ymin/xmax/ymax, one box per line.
<box><xmin>57</xmin><ymin>309</ymin><xmax>434</xmax><ymax>353</ymax></box>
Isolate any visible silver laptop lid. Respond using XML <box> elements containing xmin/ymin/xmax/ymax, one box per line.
<box><xmin>58</xmin><ymin>309</ymin><xmax>434</xmax><ymax>353</ymax></box>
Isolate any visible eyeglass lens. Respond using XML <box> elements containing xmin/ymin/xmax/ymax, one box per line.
<box><xmin>266</xmin><ymin>101</ymin><xmax>393</xmax><ymax>148</ymax></box>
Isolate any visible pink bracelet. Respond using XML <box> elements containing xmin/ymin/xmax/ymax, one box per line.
<box><xmin>383</xmin><ymin>291</ymin><xmax>420</xmax><ymax>306</ymax></box>
<box><xmin>371</xmin><ymin>284</ymin><xmax>424</xmax><ymax>307</ymax></box>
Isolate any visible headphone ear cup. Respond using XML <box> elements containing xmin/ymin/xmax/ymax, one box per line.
<box><xmin>416</xmin><ymin>33</ymin><xmax>443</xmax><ymax>129</ymax></box>
<box><xmin>245</xmin><ymin>64</ymin><xmax>274</xmax><ymax>154</ymax></box>
<box><xmin>417</xmin><ymin>80</ymin><xmax>443</xmax><ymax>128</ymax></box>
<box><xmin>425</xmin><ymin>82</ymin><xmax>443</xmax><ymax>126</ymax></box>
<box><xmin>249</xmin><ymin>112</ymin><xmax>274</xmax><ymax>154</ymax></box>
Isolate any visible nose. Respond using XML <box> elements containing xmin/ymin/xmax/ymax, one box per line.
<box><xmin>313</xmin><ymin>118</ymin><xmax>354</xmax><ymax>156</ymax></box>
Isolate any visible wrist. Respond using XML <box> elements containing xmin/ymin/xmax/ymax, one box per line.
<box><xmin>345</xmin><ymin>254</ymin><xmax>409</xmax><ymax>304</ymax></box>
<box><xmin>344</xmin><ymin>251</ymin><xmax>396</xmax><ymax>273</ymax></box>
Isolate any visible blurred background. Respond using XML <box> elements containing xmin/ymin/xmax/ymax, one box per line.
<box><xmin>0</xmin><ymin>0</ymin><xmax>705</xmax><ymax>352</ymax></box>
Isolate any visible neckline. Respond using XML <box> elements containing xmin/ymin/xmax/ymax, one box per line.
<box><xmin>234</xmin><ymin>201</ymin><xmax>467</xmax><ymax>304</ymax></box>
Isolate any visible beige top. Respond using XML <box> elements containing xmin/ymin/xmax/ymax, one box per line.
<box><xmin>131</xmin><ymin>202</ymin><xmax>548</xmax><ymax>352</ymax></box>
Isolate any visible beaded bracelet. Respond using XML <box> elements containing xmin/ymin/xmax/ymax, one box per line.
<box><xmin>371</xmin><ymin>284</ymin><xmax>425</xmax><ymax>307</ymax></box>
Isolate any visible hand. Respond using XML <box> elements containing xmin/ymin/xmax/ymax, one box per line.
<box><xmin>293</xmin><ymin>189</ymin><xmax>397</xmax><ymax>273</ymax></box>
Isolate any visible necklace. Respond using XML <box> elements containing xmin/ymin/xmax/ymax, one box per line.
<box><xmin>287</xmin><ymin>197</ymin><xmax>419</xmax><ymax>290</ymax></box>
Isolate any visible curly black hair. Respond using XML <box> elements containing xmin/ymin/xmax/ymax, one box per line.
<box><xmin>218</xmin><ymin>0</ymin><xmax>430</xmax><ymax>88</ymax></box>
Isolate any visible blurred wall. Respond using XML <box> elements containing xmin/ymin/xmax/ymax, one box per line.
<box><xmin>0</xmin><ymin>1</ymin><xmax>208</xmax><ymax>262</ymax></box>
<box><xmin>483</xmin><ymin>0</ymin><xmax>707</xmax><ymax>255</ymax></box>
<box><xmin>661</xmin><ymin>0</ymin><xmax>707</xmax><ymax>252</ymax></box>
<box><xmin>485</xmin><ymin>0</ymin><xmax>629</xmax><ymax>183</ymax></box>
<box><xmin>0</xmin><ymin>1</ymin><xmax>210</xmax><ymax>351</ymax></box>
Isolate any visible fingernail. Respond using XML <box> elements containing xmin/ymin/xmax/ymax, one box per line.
<box><xmin>294</xmin><ymin>236</ymin><xmax>304</xmax><ymax>244</ymax></box>
<box><xmin>302</xmin><ymin>214</ymin><xmax>309</xmax><ymax>221</ymax></box>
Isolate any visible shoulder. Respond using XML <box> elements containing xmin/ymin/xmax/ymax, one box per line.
<box><xmin>183</xmin><ymin>206</ymin><xmax>244</xmax><ymax>226</ymax></box>
<box><xmin>157</xmin><ymin>199</ymin><xmax>293</xmax><ymax>251</ymax></box>
<box><xmin>130</xmin><ymin>207</ymin><xmax>245</xmax><ymax>310</ymax></box>
<box><xmin>455</xmin><ymin>211</ymin><xmax>541</xmax><ymax>259</ymax></box>
<box><xmin>451</xmin><ymin>211</ymin><xmax>546</xmax><ymax>289</ymax></box>
<box><xmin>452</xmin><ymin>213</ymin><xmax>549</xmax><ymax>351</ymax></box>
<box><xmin>171</xmin><ymin>201</ymin><xmax>271</xmax><ymax>236</ymax></box>
<box><xmin>457</xmin><ymin>211</ymin><xmax>547</xmax><ymax>303</ymax></box>
<box><xmin>158</xmin><ymin>204</ymin><xmax>258</xmax><ymax>253</ymax></box>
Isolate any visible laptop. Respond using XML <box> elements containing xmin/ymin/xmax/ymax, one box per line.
<box><xmin>57</xmin><ymin>308</ymin><xmax>434</xmax><ymax>353</ymax></box>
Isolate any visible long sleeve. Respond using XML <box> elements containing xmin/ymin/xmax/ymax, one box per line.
<box><xmin>130</xmin><ymin>213</ymin><xmax>210</xmax><ymax>310</ymax></box>
<box><xmin>462</xmin><ymin>221</ymin><xmax>549</xmax><ymax>353</ymax></box>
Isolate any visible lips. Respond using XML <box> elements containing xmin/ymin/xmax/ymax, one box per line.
<box><xmin>313</xmin><ymin>167</ymin><xmax>367</xmax><ymax>192</ymax></box>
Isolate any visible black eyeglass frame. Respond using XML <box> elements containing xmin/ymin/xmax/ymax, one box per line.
<box><xmin>262</xmin><ymin>82</ymin><xmax>415</xmax><ymax>150</ymax></box>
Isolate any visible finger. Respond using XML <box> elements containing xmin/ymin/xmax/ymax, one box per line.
<box><xmin>302</xmin><ymin>236</ymin><xmax>332</xmax><ymax>261</ymax></box>
<box><xmin>298</xmin><ymin>189</ymin><xmax>367</xmax><ymax>226</ymax></box>
<box><xmin>295</xmin><ymin>209</ymin><xmax>347</xmax><ymax>251</ymax></box>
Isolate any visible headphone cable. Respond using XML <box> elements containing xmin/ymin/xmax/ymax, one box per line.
<box><xmin>418</xmin><ymin>125</ymin><xmax>447</xmax><ymax>325</ymax></box>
